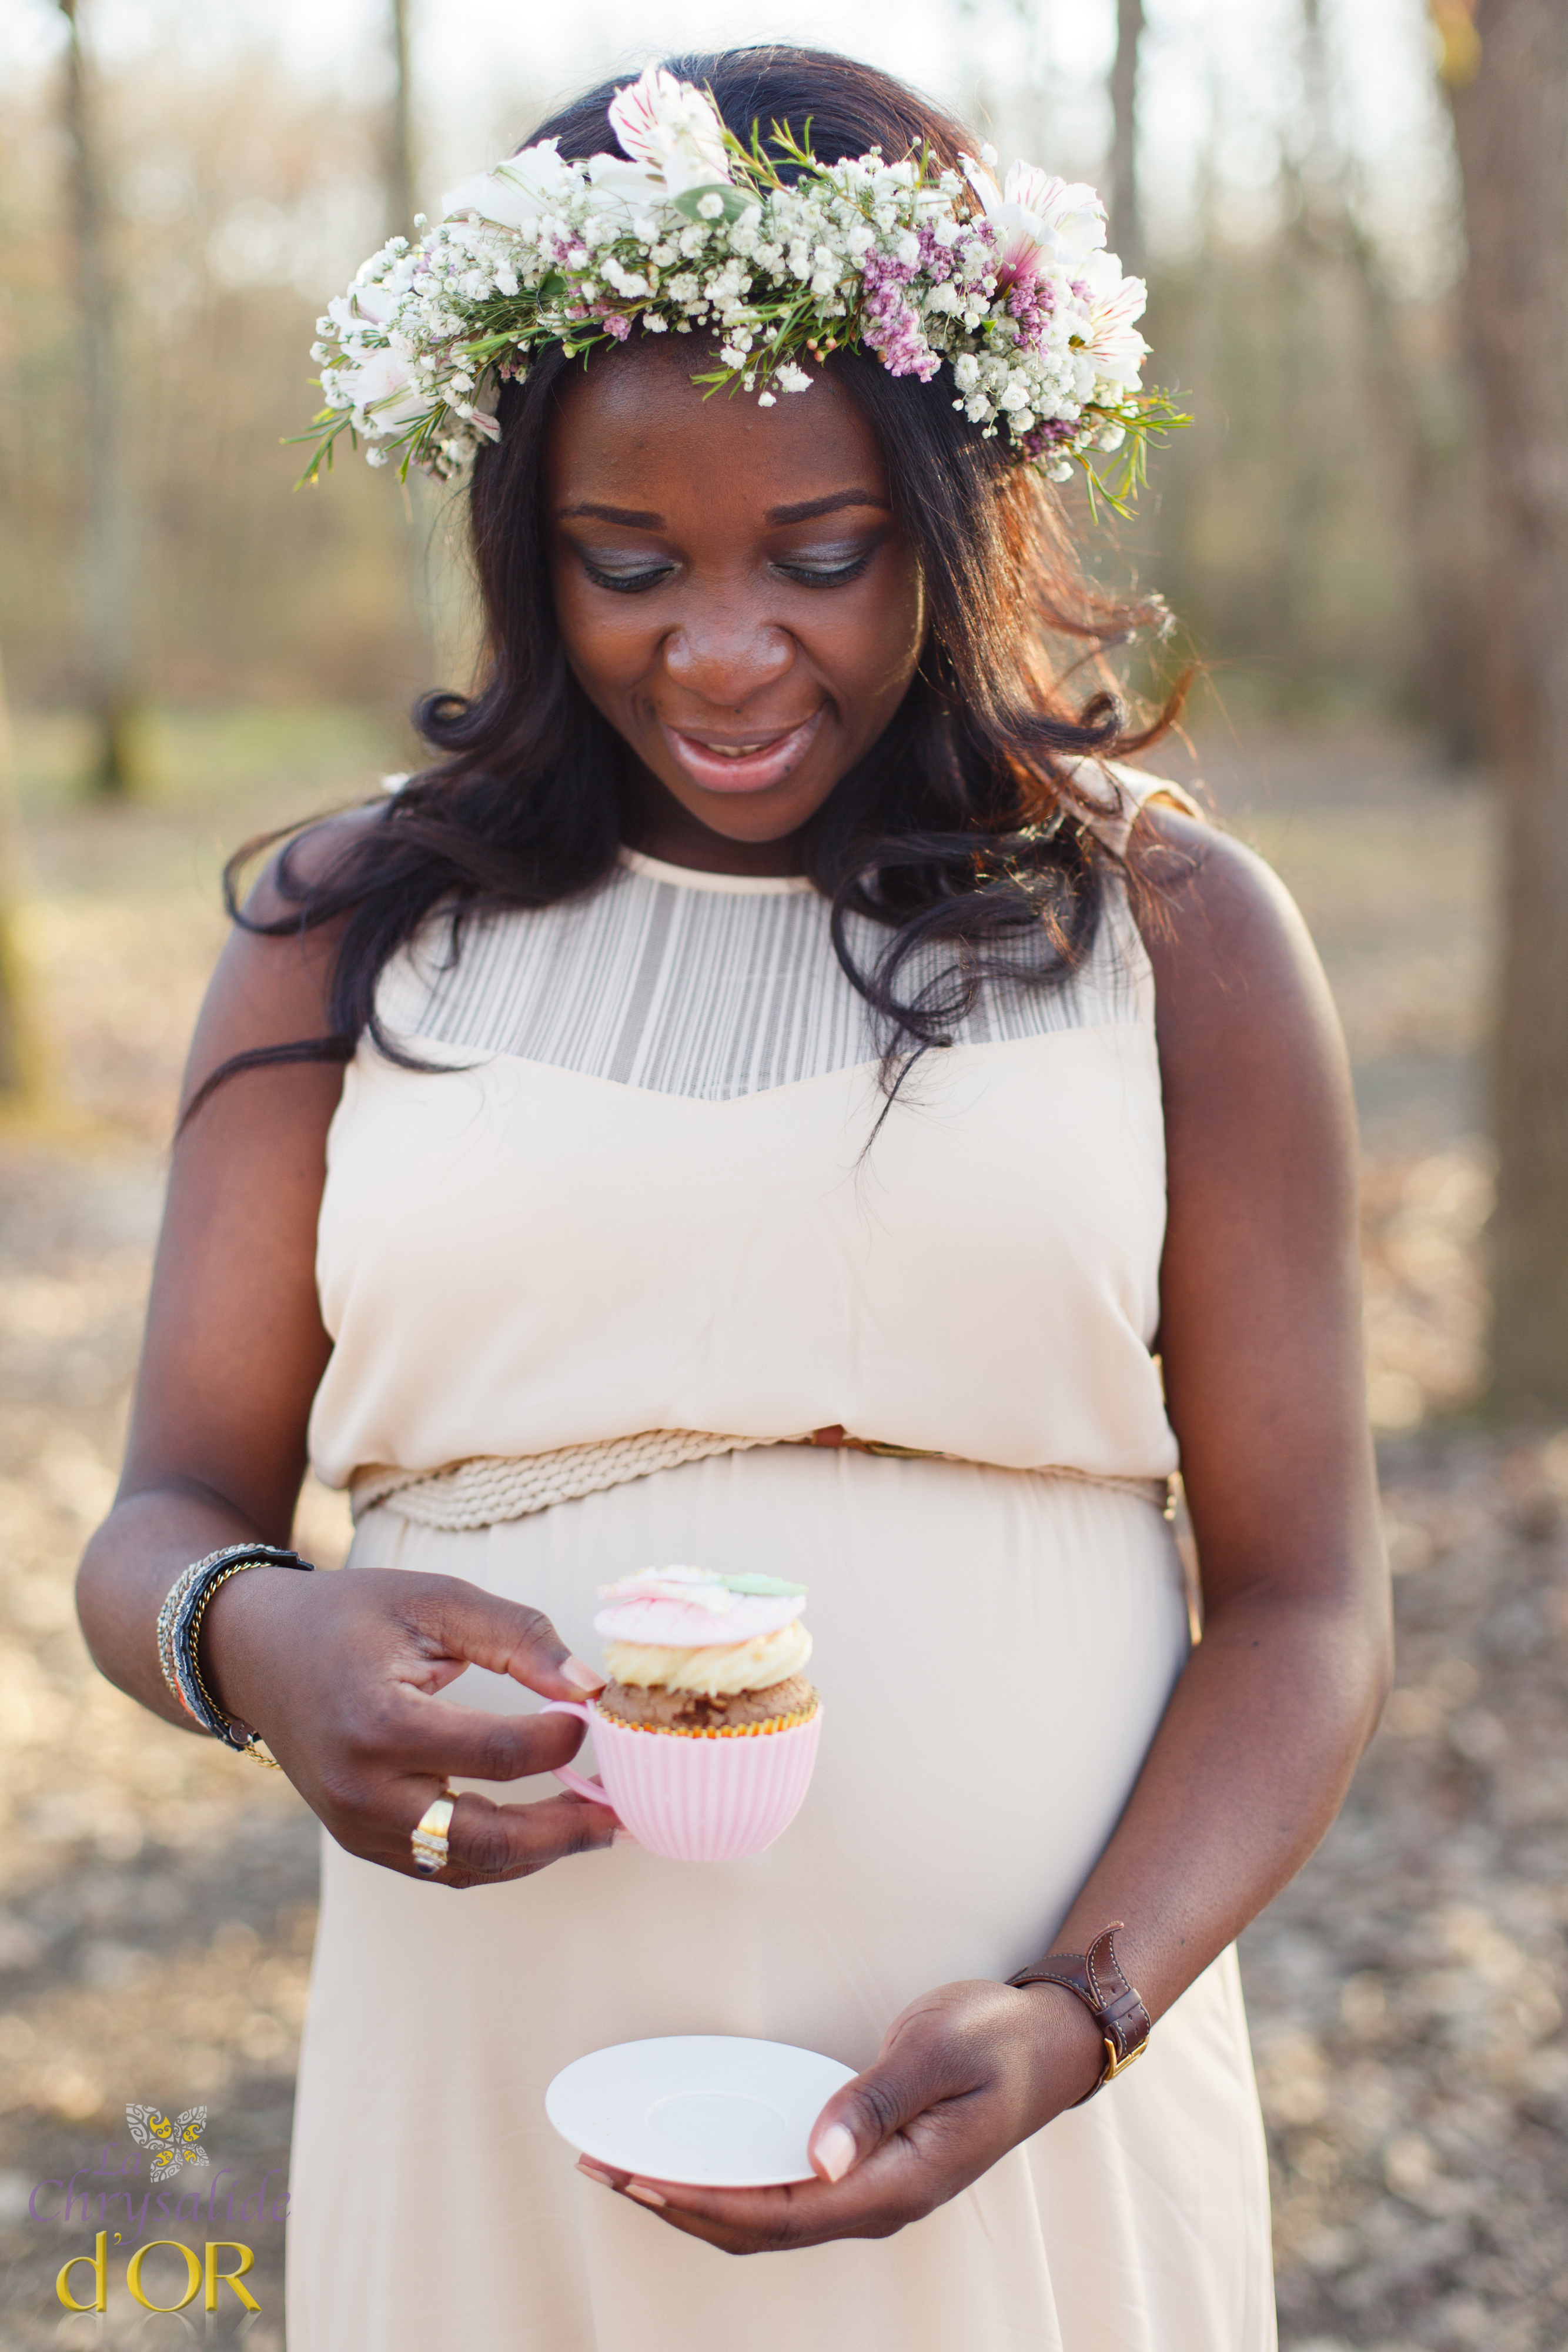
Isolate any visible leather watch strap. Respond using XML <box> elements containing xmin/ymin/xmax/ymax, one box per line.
<box><xmin>1006</xmin><ymin>1922</ymin><xmax>1152</xmax><ymax>2103</ymax></box>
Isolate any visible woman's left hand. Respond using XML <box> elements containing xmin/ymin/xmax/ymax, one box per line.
<box><xmin>577</xmin><ymin>1977</ymin><xmax>1106</xmax><ymax>2253</ymax></box>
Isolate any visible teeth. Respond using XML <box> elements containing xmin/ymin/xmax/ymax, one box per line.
<box><xmin>712</xmin><ymin>743</ymin><xmax>764</xmax><ymax>757</ymax></box>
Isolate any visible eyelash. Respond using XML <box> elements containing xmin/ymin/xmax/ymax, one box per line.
<box><xmin>581</xmin><ymin>551</ymin><xmax>875</xmax><ymax>596</ymax></box>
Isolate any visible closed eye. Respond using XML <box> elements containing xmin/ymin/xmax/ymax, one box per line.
<box><xmin>581</xmin><ymin>559</ymin><xmax>677</xmax><ymax>594</ymax></box>
<box><xmin>771</xmin><ymin>550</ymin><xmax>875</xmax><ymax>589</ymax></box>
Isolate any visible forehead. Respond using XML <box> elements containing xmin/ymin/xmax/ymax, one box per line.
<box><xmin>544</xmin><ymin>341</ymin><xmax>887</xmax><ymax>516</ymax></box>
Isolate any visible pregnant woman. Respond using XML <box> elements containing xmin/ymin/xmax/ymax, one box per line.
<box><xmin>77</xmin><ymin>46</ymin><xmax>1389</xmax><ymax>2351</ymax></box>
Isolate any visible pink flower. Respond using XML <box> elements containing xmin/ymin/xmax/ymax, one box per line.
<box><xmin>960</xmin><ymin>155</ymin><xmax>1107</xmax><ymax>289</ymax></box>
<box><xmin>1077</xmin><ymin>251</ymin><xmax>1148</xmax><ymax>391</ymax></box>
<box><xmin>607</xmin><ymin>66</ymin><xmax>733</xmax><ymax>202</ymax></box>
<box><xmin>858</xmin><ymin>248</ymin><xmax>940</xmax><ymax>380</ymax></box>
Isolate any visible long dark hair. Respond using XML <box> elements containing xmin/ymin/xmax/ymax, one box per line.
<box><xmin>196</xmin><ymin>45</ymin><xmax>1179</xmax><ymax>1122</ymax></box>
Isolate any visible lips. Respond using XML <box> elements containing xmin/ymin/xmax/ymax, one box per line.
<box><xmin>661</xmin><ymin>710</ymin><xmax>823</xmax><ymax>796</ymax></box>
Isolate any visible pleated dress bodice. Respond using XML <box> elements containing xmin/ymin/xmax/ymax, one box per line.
<box><xmin>307</xmin><ymin>826</ymin><xmax>1179</xmax><ymax>1496</ymax></box>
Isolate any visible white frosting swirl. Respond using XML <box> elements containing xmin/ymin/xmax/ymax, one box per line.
<box><xmin>603</xmin><ymin>1620</ymin><xmax>813</xmax><ymax>1698</ymax></box>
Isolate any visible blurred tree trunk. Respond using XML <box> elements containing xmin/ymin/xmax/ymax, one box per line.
<box><xmin>1294</xmin><ymin>0</ymin><xmax>1482</xmax><ymax>757</ymax></box>
<box><xmin>1446</xmin><ymin>0</ymin><xmax>1568</xmax><ymax>1414</ymax></box>
<box><xmin>383</xmin><ymin>0</ymin><xmax>440</xmax><ymax>700</ymax></box>
<box><xmin>386</xmin><ymin>0</ymin><xmax>415</xmax><ymax>240</ymax></box>
<box><xmin>0</xmin><ymin>646</ymin><xmax>32</xmax><ymax>1101</ymax></box>
<box><xmin>1109</xmin><ymin>0</ymin><xmax>1144</xmax><ymax>275</ymax></box>
<box><xmin>55</xmin><ymin>0</ymin><xmax>139</xmax><ymax>798</ymax></box>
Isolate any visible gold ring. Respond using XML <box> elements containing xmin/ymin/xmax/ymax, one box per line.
<box><xmin>410</xmin><ymin>1793</ymin><xmax>455</xmax><ymax>1877</ymax></box>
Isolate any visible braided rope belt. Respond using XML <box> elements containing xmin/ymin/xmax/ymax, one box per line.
<box><xmin>351</xmin><ymin>1429</ymin><xmax>1171</xmax><ymax>1532</ymax></box>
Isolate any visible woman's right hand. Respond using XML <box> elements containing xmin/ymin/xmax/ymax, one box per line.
<box><xmin>200</xmin><ymin>1563</ymin><xmax>621</xmax><ymax>1887</ymax></box>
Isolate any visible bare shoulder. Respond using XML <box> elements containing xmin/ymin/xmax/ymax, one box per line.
<box><xmin>237</xmin><ymin>799</ymin><xmax>388</xmax><ymax>927</ymax></box>
<box><xmin>1125</xmin><ymin>803</ymin><xmax>1347</xmax><ymax>1087</ymax></box>
<box><xmin>182</xmin><ymin>802</ymin><xmax>387</xmax><ymax>1121</ymax></box>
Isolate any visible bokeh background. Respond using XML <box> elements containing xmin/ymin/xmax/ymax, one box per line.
<box><xmin>2</xmin><ymin>1</ymin><xmax>1566</xmax><ymax>2345</ymax></box>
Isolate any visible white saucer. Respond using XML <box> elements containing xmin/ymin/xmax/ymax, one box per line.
<box><xmin>546</xmin><ymin>2034</ymin><xmax>857</xmax><ymax>2187</ymax></box>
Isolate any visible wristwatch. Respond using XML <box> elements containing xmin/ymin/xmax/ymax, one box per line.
<box><xmin>1006</xmin><ymin>1922</ymin><xmax>1152</xmax><ymax>2103</ymax></box>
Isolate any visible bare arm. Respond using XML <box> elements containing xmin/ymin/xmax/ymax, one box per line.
<box><xmin>1045</xmin><ymin>807</ymin><xmax>1390</xmax><ymax>1994</ymax></box>
<box><xmin>76</xmin><ymin>833</ymin><xmax>617</xmax><ymax>1886</ymax></box>
<box><xmin>596</xmin><ymin>810</ymin><xmax>1392</xmax><ymax>2247</ymax></box>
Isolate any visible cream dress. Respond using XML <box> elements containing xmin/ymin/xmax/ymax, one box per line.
<box><xmin>287</xmin><ymin>792</ymin><xmax>1276</xmax><ymax>2351</ymax></box>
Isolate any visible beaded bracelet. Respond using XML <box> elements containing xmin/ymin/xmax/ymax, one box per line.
<box><xmin>156</xmin><ymin>1544</ymin><xmax>314</xmax><ymax>1767</ymax></box>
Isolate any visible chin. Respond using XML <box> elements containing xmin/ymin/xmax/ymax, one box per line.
<box><xmin>687</xmin><ymin>795</ymin><xmax>824</xmax><ymax>844</ymax></box>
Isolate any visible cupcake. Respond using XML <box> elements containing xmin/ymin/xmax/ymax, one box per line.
<box><xmin>593</xmin><ymin>1565</ymin><xmax>819</xmax><ymax>1738</ymax></box>
<box><xmin>543</xmin><ymin>1566</ymin><xmax>823</xmax><ymax>1860</ymax></box>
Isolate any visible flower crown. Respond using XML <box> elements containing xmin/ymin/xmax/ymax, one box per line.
<box><xmin>301</xmin><ymin>65</ymin><xmax>1186</xmax><ymax>508</ymax></box>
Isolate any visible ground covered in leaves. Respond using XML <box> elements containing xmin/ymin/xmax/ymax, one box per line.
<box><xmin>0</xmin><ymin>712</ymin><xmax>1560</xmax><ymax>2348</ymax></box>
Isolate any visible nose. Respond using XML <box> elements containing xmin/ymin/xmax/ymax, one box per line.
<box><xmin>661</xmin><ymin>600</ymin><xmax>795</xmax><ymax>708</ymax></box>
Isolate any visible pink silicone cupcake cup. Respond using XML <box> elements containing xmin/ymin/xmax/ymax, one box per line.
<box><xmin>540</xmin><ymin>1699</ymin><xmax>822</xmax><ymax>1862</ymax></box>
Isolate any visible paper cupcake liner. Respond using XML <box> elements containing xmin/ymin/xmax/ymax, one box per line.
<box><xmin>609</xmin><ymin>1700</ymin><xmax>820</xmax><ymax>1739</ymax></box>
<box><xmin>543</xmin><ymin>1700</ymin><xmax>823</xmax><ymax>1860</ymax></box>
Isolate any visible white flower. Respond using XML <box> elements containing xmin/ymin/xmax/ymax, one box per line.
<box><xmin>442</xmin><ymin>139</ymin><xmax>573</xmax><ymax>230</ymax></box>
<box><xmin>328</xmin><ymin>280</ymin><xmax>398</xmax><ymax>336</ymax></box>
<box><xmin>961</xmin><ymin>155</ymin><xmax>1106</xmax><ymax>286</ymax></box>
<box><xmin>1078</xmin><ymin>250</ymin><xmax>1148</xmax><ymax>390</ymax></box>
<box><xmin>583</xmin><ymin>153</ymin><xmax>665</xmax><ymax>218</ymax></box>
<box><xmin>775</xmin><ymin>361</ymin><xmax>813</xmax><ymax>393</ymax></box>
<box><xmin>607</xmin><ymin>65</ymin><xmax>733</xmax><ymax>203</ymax></box>
<box><xmin>330</xmin><ymin>344</ymin><xmax>427</xmax><ymax>429</ymax></box>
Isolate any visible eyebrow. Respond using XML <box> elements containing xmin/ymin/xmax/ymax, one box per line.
<box><xmin>556</xmin><ymin>489</ymin><xmax>890</xmax><ymax>529</ymax></box>
<box><xmin>558</xmin><ymin>501</ymin><xmax>663</xmax><ymax>527</ymax></box>
<box><xmin>765</xmin><ymin>490</ymin><xmax>890</xmax><ymax>525</ymax></box>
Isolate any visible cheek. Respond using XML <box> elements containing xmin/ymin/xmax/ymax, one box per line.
<box><xmin>551</xmin><ymin>575</ymin><xmax>653</xmax><ymax>696</ymax></box>
<box><xmin>826</xmin><ymin>576</ymin><xmax>924</xmax><ymax>715</ymax></box>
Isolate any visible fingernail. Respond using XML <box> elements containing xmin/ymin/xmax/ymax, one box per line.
<box><xmin>813</xmin><ymin>2123</ymin><xmax>857</xmax><ymax>2183</ymax></box>
<box><xmin>563</xmin><ymin>1655</ymin><xmax>606</xmax><ymax>1693</ymax></box>
<box><xmin>624</xmin><ymin>2181</ymin><xmax>666</xmax><ymax>2208</ymax></box>
<box><xmin>577</xmin><ymin>2160</ymin><xmax>615</xmax><ymax>2188</ymax></box>
<box><xmin>612</xmin><ymin>1828</ymin><xmax>638</xmax><ymax>1845</ymax></box>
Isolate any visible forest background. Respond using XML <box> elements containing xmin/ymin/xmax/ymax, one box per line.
<box><xmin>1</xmin><ymin>2</ymin><xmax>1567</xmax><ymax>2348</ymax></box>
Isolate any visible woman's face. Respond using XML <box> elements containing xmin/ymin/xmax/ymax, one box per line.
<box><xmin>546</xmin><ymin>342</ymin><xmax>925</xmax><ymax>870</ymax></box>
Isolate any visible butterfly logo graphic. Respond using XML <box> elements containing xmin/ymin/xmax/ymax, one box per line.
<box><xmin>125</xmin><ymin>2105</ymin><xmax>209</xmax><ymax>2184</ymax></box>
